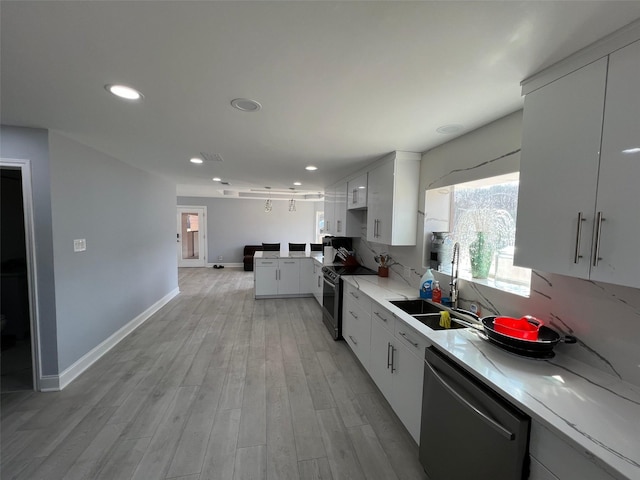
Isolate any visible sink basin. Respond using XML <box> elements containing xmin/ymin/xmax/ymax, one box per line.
<box><xmin>389</xmin><ymin>299</ymin><xmax>444</xmax><ymax>315</ymax></box>
<box><xmin>389</xmin><ymin>299</ymin><xmax>466</xmax><ymax>331</ymax></box>
<box><xmin>412</xmin><ymin>314</ymin><xmax>465</xmax><ymax>330</ymax></box>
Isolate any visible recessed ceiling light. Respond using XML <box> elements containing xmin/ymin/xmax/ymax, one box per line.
<box><xmin>190</xmin><ymin>157</ymin><xmax>203</xmax><ymax>164</ymax></box>
<box><xmin>231</xmin><ymin>98</ymin><xmax>262</xmax><ymax>112</ymax></box>
<box><xmin>436</xmin><ymin>124</ymin><xmax>464</xmax><ymax>135</ymax></box>
<box><xmin>105</xmin><ymin>84</ymin><xmax>143</xmax><ymax>100</ymax></box>
<box><xmin>305</xmin><ymin>165</ymin><xmax>318</xmax><ymax>171</ymax></box>
<box><xmin>212</xmin><ymin>177</ymin><xmax>222</xmax><ymax>182</ymax></box>
<box><xmin>293</xmin><ymin>182</ymin><xmax>302</xmax><ymax>186</ymax></box>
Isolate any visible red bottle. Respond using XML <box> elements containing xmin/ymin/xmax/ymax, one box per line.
<box><xmin>432</xmin><ymin>281</ymin><xmax>442</xmax><ymax>303</ymax></box>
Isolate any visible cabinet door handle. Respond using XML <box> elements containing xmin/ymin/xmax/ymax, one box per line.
<box><xmin>387</xmin><ymin>342</ymin><xmax>392</xmax><ymax>369</ymax></box>
<box><xmin>574</xmin><ymin>212</ymin><xmax>586</xmax><ymax>264</ymax></box>
<box><xmin>353</xmin><ymin>189</ymin><xmax>358</xmax><ymax>204</ymax></box>
<box><xmin>390</xmin><ymin>343</ymin><xmax>396</xmax><ymax>373</ymax></box>
<box><xmin>318</xmin><ymin>277</ymin><xmax>321</xmax><ymax>287</ymax></box>
<box><xmin>349</xmin><ymin>310</ymin><xmax>358</xmax><ymax>320</ymax></box>
<box><xmin>374</xmin><ymin>311</ymin><xmax>388</xmax><ymax>322</ymax></box>
<box><xmin>593</xmin><ymin>211</ymin><xmax>605</xmax><ymax>267</ymax></box>
<box><xmin>337</xmin><ymin>220</ymin><xmax>342</xmax><ymax>233</ymax></box>
<box><xmin>349</xmin><ymin>335</ymin><xmax>357</xmax><ymax>345</ymax></box>
<box><xmin>398</xmin><ymin>331</ymin><xmax>419</xmax><ymax>348</ymax></box>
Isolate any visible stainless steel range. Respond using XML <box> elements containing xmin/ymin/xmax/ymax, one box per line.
<box><xmin>321</xmin><ymin>264</ymin><xmax>377</xmax><ymax>340</ymax></box>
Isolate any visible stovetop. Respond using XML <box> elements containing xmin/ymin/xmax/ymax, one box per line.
<box><xmin>322</xmin><ymin>264</ymin><xmax>377</xmax><ymax>282</ymax></box>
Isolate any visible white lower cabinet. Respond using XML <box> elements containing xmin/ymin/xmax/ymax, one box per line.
<box><xmin>529</xmin><ymin>457</ymin><xmax>559</xmax><ymax>480</ymax></box>
<box><xmin>299</xmin><ymin>258</ymin><xmax>314</xmax><ymax>296</ymax></box>
<box><xmin>342</xmin><ymin>285</ymin><xmax>372</xmax><ymax>370</ymax></box>
<box><xmin>368</xmin><ymin>309</ymin><xmax>424</xmax><ymax>443</ymax></box>
<box><xmin>529</xmin><ymin>420</ymin><xmax>616</xmax><ymax>480</ymax></box>
<box><xmin>390</xmin><ymin>341</ymin><xmax>424</xmax><ymax>443</ymax></box>
<box><xmin>254</xmin><ymin>258</ymin><xmax>301</xmax><ymax>297</ymax></box>
<box><xmin>311</xmin><ymin>260</ymin><xmax>323</xmax><ymax>305</ymax></box>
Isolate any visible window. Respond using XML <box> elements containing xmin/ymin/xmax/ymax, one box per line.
<box><xmin>425</xmin><ymin>172</ymin><xmax>531</xmax><ymax>296</ymax></box>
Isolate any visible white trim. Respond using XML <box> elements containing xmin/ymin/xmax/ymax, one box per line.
<box><xmin>207</xmin><ymin>262</ymin><xmax>243</xmax><ymax>269</ymax></box>
<box><xmin>39</xmin><ymin>375</ymin><xmax>61</xmax><ymax>392</ymax></box>
<box><xmin>55</xmin><ymin>287</ymin><xmax>179</xmax><ymax>390</ymax></box>
<box><xmin>177</xmin><ymin>205</ymin><xmax>208</xmax><ymax>267</ymax></box>
<box><xmin>522</xmin><ymin>19</ymin><xmax>640</xmax><ymax>95</ymax></box>
<box><xmin>1</xmin><ymin>158</ymin><xmax>42</xmax><ymax>392</ymax></box>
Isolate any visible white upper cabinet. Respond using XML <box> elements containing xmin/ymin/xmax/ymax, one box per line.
<box><xmin>515</xmin><ymin>58</ymin><xmax>607</xmax><ymax>279</ymax></box>
<box><xmin>324</xmin><ymin>181</ymin><xmax>363</xmax><ymax>237</ymax></box>
<box><xmin>366</xmin><ymin>151</ymin><xmax>420</xmax><ymax>246</ymax></box>
<box><xmin>515</xmin><ymin>39</ymin><xmax>640</xmax><ymax>289</ymax></box>
<box><xmin>347</xmin><ymin>173</ymin><xmax>368</xmax><ymax>209</ymax></box>
<box><xmin>591</xmin><ymin>40</ymin><xmax>640</xmax><ymax>287</ymax></box>
<box><xmin>333</xmin><ymin>181</ymin><xmax>347</xmax><ymax>235</ymax></box>
<box><xmin>323</xmin><ymin>184</ymin><xmax>336</xmax><ymax>235</ymax></box>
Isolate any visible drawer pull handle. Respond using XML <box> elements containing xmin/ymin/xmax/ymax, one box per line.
<box><xmin>349</xmin><ymin>335</ymin><xmax>358</xmax><ymax>345</ymax></box>
<box><xmin>349</xmin><ymin>311</ymin><xmax>358</xmax><ymax>319</ymax></box>
<box><xmin>350</xmin><ymin>292</ymin><xmax>359</xmax><ymax>299</ymax></box>
<box><xmin>398</xmin><ymin>331</ymin><xmax>419</xmax><ymax>347</ymax></box>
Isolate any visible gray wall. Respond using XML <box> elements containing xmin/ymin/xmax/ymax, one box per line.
<box><xmin>178</xmin><ymin>196</ymin><xmax>320</xmax><ymax>263</ymax></box>
<box><xmin>49</xmin><ymin>133</ymin><xmax>178</xmax><ymax>372</ymax></box>
<box><xmin>1</xmin><ymin>126</ymin><xmax>59</xmax><ymax>375</ymax></box>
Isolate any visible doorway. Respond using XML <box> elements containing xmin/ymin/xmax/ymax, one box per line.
<box><xmin>1</xmin><ymin>160</ymin><xmax>39</xmax><ymax>392</ymax></box>
<box><xmin>177</xmin><ymin>206</ymin><xmax>207</xmax><ymax>267</ymax></box>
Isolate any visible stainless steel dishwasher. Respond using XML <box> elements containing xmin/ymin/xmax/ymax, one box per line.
<box><xmin>420</xmin><ymin>346</ymin><xmax>530</xmax><ymax>480</ymax></box>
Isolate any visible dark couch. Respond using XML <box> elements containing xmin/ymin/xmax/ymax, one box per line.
<box><xmin>243</xmin><ymin>245</ymin><xmax>263</xmax><ymax>271</ymax></box>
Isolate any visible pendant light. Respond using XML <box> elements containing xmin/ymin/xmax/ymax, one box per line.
<box><xmin>288</xmin><ymin>188</ymin><xmax>296</xmax><ymax>212</ymax></box>
<box><xmin>264</xmin><ymin>187</ymin><xmax>273</xmax><ymax>213</ymax></box>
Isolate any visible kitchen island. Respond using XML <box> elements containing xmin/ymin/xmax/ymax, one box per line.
<box><xmin>253</xmin><ymin>250</ymin><xmax>323</xmax><ymax>299</ymax></box>
<box><xmin>342</xmin><ymin>274</ymin><xmax>640</xmax><ymax>480</ymax></box>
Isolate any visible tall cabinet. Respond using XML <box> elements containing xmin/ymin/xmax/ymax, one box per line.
<box><xmin>515</xmin><ymin>39</ymin><xmax>640</xmax><ymax>289</ymax></box>
<box><xmin>367</xmin><ymin>151</ymin><xmax>421</xmax><ymax>246</ymax></box>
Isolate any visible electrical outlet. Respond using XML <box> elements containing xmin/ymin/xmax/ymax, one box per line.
<box><xmin>73</xmin><ymin>239</ymin><xmax>86</xmax><ymax>252</ymax></box>
<box><xmin>404</xmin><ymin>266</ymin><xmax>412</xmax><ymax>278</ymax></box>
<box><xmin>218</xmin><ymin>255</ymin><xmax>223</xmax><ymax>261</ymax></box>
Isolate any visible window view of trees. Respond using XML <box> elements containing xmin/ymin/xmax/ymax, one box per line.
<box><xmin>438</xmin><ymin>173</ymin><xmax>530</xmax><ymax>293</ymax></box>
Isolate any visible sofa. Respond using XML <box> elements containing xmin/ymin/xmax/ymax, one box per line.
<box><xmin>243</xmin><ymin>245</ymin><xmax>263</xmax><ymax>271</ymax></box>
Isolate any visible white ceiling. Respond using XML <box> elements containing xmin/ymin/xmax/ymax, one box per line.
<box><xmin>2</xmin><ymin>1</ymin><xmax>640</xmax><ymax>199</ymax></box>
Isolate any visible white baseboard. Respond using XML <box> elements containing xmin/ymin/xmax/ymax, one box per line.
<box><xmin>46</xmin><ymin>287</ymin><xmax>180</xmax><ymax>391</ymax></box>
<box><xmin>207</xmin><ymin>262</ymin><xmax>243</xmax><ymax>269</ymax></box>
<box><xmin>39</xmin><ymin>375</ymin><xmax>62</xmax><ymax>392</ymax></box>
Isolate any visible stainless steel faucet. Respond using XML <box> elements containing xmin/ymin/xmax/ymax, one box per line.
<box><xmin>450</xmin><ymin>242</ymin><xmax>460</xmax><ymax>309</ymax></box>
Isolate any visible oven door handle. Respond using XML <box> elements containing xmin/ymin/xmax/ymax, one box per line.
<box><xmin>424</xmin><ymin>359</ymin><xmax>515</xmax><ymax>441</ymax></box>
<box><xmin>323</xmin><ymin>276</ymin><xmax>335</xmax><ymax>288</ymax></box>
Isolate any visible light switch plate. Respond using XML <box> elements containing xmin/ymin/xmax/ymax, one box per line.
<box><xmin>73</xmin><ymin>239</ymin><xmax>86</xmax><ymax>252</ymax></box>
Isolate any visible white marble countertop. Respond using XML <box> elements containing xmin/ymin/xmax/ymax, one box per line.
<box><xmin>254</xmin><ymin>251</ymin><xmax>323</xmax><ymax>262</ymax></box>
<box><xmin>342</xmin><ymin>274</ymin><xmax>640</xmax><ymax>480</ymax></box>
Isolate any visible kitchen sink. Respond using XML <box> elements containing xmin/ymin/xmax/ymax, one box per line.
<box><xmin>389</xmin><ymin>299</ymin><xmax>444</xmax><ymax>315</ymax></box>
<box><xmin>389</xmin><ymin>299</ymin><xmax>466</xmax><ymax>331</ymax></box>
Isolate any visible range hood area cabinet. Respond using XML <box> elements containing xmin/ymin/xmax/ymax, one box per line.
<box><xmin>366</xmin><ymin>151</ymin><xmax>421</xmax><ymax>246</ymax></box>
<box><xmin>347</xmin><ymin>173</ymin><xmax>368</xmax><ymax>210</ymax></box>
<box><xmin>324</xmin><ymin>181</ymin><xmax>361</xmax><ymax>237</ymax></box>
<box><xmin>515</xmin><ymin>39</ymin><xmax>640</xmax><ymax>289</ymax></box>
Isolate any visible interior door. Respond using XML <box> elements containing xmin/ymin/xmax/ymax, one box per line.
<box><xmin>177</xmin><ymin>206</ymin><xmax>206</xmax><ymax>267</ymax></box>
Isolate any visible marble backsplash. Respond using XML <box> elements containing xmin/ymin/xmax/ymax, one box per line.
<box><xmin>354</xmin><ymin>235</ymin><xmax>640</xmax><ymax>391</ymax></box>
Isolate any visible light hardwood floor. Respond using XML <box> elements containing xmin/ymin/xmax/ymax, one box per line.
<box><xmin>0</xmin><ymin>268</ymin><xmax>427</xmax><ymax>480</ymax></box>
